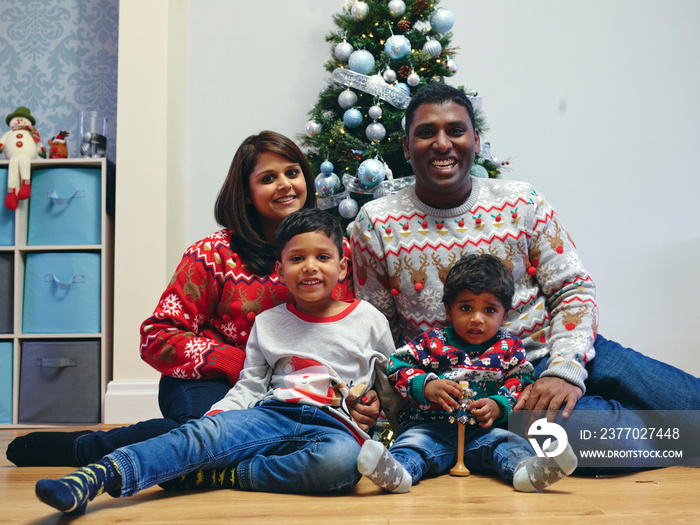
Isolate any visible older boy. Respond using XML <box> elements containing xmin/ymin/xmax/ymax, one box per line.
<box><xmin>36</xmin><ymin>209</ymin><xmax>398</xmax><ymax>515</ymax></box>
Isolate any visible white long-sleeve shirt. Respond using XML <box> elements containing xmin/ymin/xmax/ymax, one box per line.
<box><xmin>209</xmin><ymin>299</ymin><xmax>398</xmax><ymax>440</ymax></box>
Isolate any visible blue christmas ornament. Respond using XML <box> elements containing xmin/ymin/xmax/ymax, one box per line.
<box><xmin>315</xmin><ymin>171</ymin><xmax>341</xmax><ymax>197</ymax></box>
<box><xmin>470</xmin><ymin>164</ymin><xmax>489</xmax><ymax>178</ymax></box>
<box><xmin>357</xmin><ymin>158</ymin><xmax>386</xmax><ymax>187</ymax></box>
<box><xmin>348</xmin><ymin>50</ymin><xmax>375</xmax><ymax>75</ymax></box>
<box><xmin>343</xmin><ymin>108</ymin><xmax>363</xmax><ymax>128</ymax></box>
<box><xmin>320</xmin><ymin>160</ymin><xmax>334</xmax><ymax>174</ymax></box>
<box><xmin>385</xmin><ymin>34</ymin><xmax>411</xmax><ymax>60</ymax></box>
<box><xmin>430</xmin><ymin>8</ymin><xmax>455</xmax><ymax>33</ymax></box>
<box><xmin>394</xmin><ymin>82</ymin><xmax>411</xmax><ymax>96</ymax></box>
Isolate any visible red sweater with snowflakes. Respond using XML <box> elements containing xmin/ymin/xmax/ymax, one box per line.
<box><xmin>140</xmin><ymin>229</ymin><xmax>354</xmax><ymax>385</ymax></box>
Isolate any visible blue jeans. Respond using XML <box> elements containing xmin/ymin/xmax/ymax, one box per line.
<box><xmin>74</xmin><ymin>376</ymin><xmax>231</xmax><ymax>465</ymax></box>
<box><xmin>390</xmin><ymin>420</ymin><xmax>534</xmax><ymax>485</ymax></box>
<box><xmin>529</xmin><ymin>334</ymin><xmax>700</xmax><ymax>474</ymax></box>
<box><xmin>107</xmin><ymin>401</ymin><xmax>362</xmax><ymax>497</ymax></box>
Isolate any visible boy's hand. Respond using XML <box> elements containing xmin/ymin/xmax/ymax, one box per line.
<box><xmin>424</xmin><ymin>379</ymin><xmax>462</xmax><ymax>412</ymax></box>
<box><xmin>468</xmin><ymin>398</ymin><xmax>502</xmax><ymax>428</ymax></box>
<box><xmin>348</xmin><ymin>390</ymin><xmax>380</xmax><ymax>431</ymax></box>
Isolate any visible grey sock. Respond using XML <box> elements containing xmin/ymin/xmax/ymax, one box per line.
<box><xmin>357</xmin><ymin>440</ymin><xmax>411</xmax><ymax>493</ymax></box>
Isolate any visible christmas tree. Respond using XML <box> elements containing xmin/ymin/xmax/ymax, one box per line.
<box><xmin>300</xmin><ymin>0</ymin><xmax>506</xmax><ymax>229</ymax></box>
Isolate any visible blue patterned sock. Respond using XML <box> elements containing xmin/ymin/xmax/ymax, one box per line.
<box><xmin>35</xmin><ymin>457</ymin><xmax>121</xmax><ymax>515</ymax></box>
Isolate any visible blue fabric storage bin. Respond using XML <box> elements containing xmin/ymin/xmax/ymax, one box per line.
<box><xmin>0</xmin><ymin>168</ymin><xmax>15</xmax><ymax>245</ymax></box>
<box><xmin>0</xmin><ymin>342</ymin><xmax>12</xmax><ymax>424</ymax></box>
<box><xmin>19</xmin><ymin>340</ymin><xmax>100</xmax><ymax>424</ymax></box>
<box><xmin>27</xmin><ymin>166</ymin><xmax>101</xmax><ymax>245</ymax></box>
<box><xmin>0</xmin><ymin>253</ymin><xmax>13</xmax><ymax>333</ymax></box>
<box><xmin>23</xmin><ymin>252</ymin><xmax>101</xmax><ymax>333</ymax></box>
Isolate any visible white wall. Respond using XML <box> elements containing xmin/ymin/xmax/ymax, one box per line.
<box><xmin>111</xmin><ymin>0</ymin><xmax>699</xmax><ymax>423</ymax></box>
<box><xmin>185</xmin><ymin>0</ymin><xmax>700</xmax><ymax>375</ymax></box>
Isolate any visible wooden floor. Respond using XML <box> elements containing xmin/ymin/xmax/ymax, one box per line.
<box><xmin>2</xmin><ymin>427</ymin><xmax>699</xmax><ymax>524</ymax></box>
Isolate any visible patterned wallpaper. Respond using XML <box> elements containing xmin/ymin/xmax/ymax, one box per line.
<box><xmin>0</xmin><ymin>0</ymin><xmax>118</xmax><ymax>162</ymax></box>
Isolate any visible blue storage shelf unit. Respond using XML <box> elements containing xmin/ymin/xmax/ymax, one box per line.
<box><xmin>0</xmin><ymin>158</ymin><xmax>113</xmax><ymax>427</ymax></box>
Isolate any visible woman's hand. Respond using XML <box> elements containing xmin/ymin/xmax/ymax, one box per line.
<box><xmin>348</xmin><ymin>390</ymin><xmax>380</xmax><ymax>431</ymax></box>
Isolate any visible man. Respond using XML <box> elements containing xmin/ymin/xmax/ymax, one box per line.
<box><xmin>350</xmin><ymin>81</ymin><xmax>699</xmax><ymax>473</ymax></box>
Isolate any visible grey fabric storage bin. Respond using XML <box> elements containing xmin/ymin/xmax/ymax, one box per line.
<box><xmin>0</xmin><ymin>253</ymin><xmax>13</xmax><ymax>333</ymax></box>
<box><xmin>19</xmin><ymin>340</ymin><xmax>100</xmax><ymax>424</ymax></box>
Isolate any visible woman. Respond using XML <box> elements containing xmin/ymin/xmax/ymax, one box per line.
<box><xmin>7</xmin><ymin>131</ymin><xmax>376</xmax><ymax>467</ymax></box>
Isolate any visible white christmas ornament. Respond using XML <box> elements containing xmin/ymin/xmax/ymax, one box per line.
<box><xmin>445</xmin><ymin>59</ymin><xmax>458</xmax><ymax>74</ymax></box>
<box><xmin>407</xmin><ymin>72</ymin><xmax>420</xmax><ymax>86</ymax></box>
<box><xmin>348</xmin><ymin>49</ymin><xmax>375</xmax><ymax>75</ymax></box>
<box><xmin>385</xmin><ymin>34</ymin><xmax>411</xmax><ymax>60</ymax></box>
<box><xmin>334</xmin><ymin>40</ymin><xmax>354</xmax><ymax>62</ymax></box>
<box><xmin>423</xmin><ymin>37</ymin><xmax>442</xmax><ymax>57</ymax></box>
<box><xmin>388</xmin><ymin>0</ymin><xmax>406</xmax><ymax>17</ymax></box>
<box><xmin>368</xmin><ymin>104</ymin><xmax>382</xmax><ymax>120</ymax></box>
<box><xmin>365</xmin><ymin>121</ymin><xmax>386</xmax><ymax>142</ymax></box>
<box><xmin>305</xmin><ymin>120</ymin><xmax>322</xmax><ymax>138</ymax></box>
<box><xmin>315</xmin><ymin>171</ymin><xmax>341</xmax><ymax>196</ymax></box>
<box><xmin>430</xmin><ymin>8</ymin><xmax>455</xmax><ymax>33</ymax></box>
<box><xmin>338</xmin><ymin>196</ymin><xmax>359</xmax><ymax>219</ymax></box>
<box><xmin>351</xmin><ymin>1</ymin><xmax>369</xmax><ymax>20</ymax></box>
<box><xmin>338</xmin><ymin>89</ymin><xmax>358</xmax><ymax>109</ymax></box>
<box><xmin>382</xmin><ymin>68</ymin><xmax>397</xmax><ymax>83</ymax></box>
<box><xmin>357</xmin><ymin>158</ymin><xmax>386</xmax><ymax>187</ymax></box>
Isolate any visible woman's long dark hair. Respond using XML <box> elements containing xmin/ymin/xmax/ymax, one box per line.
<box><xmin>214</xmin><ymin>131</ymin><xmax>316</xmax><ymax>275</ymax></box>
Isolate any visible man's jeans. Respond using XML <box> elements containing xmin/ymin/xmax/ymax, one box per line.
<box><xmin>529</xmin><ymin>334</ymin><xmax>700</xmax><ymax>474</ymax></box>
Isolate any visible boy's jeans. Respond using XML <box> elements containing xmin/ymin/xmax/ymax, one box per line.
<box><xmin>390</xmin><ymin>420</ymin><xmax>534</xmax><ymax>485</ymax></box>
<box><xmin>108</xmin><ymin>401</ymin><xmax>362</xmax><ymax>497</ymax></box>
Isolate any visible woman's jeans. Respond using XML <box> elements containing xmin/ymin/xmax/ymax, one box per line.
<box><xmin>390</xmin><ymin>420</ymin><xmax>534</xmax><ymax>485</ymax></box>
<box><xmin>107</xmin><ymin>401</ymin><xmax>362</xmax><ymax>496</ymax></box>
<box><xmin>74</xmin><ymin>376</ymin><xmax>231</xmax><ymax>465</ymax></box>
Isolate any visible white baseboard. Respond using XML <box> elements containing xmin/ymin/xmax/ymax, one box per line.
<box><xmin>104</xmin><ymin>380</ymin><xmax>161</xmax><ymax>424</ymax></box>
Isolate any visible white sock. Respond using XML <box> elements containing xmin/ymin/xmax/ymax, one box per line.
<box><xmin>357</xmin><ymin>440</ymin><xmax>412</xmax><ymax>494</ymax></box>
<box><xmin>513</xmin><ymin>441</ymin><xmax>578</xmax><ymax>492</ymax></box>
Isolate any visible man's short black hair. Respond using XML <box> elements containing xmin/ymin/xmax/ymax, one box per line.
<box><xmin>442</xmin><ymin>254</ymin><xmax>515</xmax><ymax>311</ymax></box>
<box><xmin>274</xmin><ymin>208</ymin><xmax>344</xmax><ymax>258</ymax></box>
<box><xmin>404</xmin><ymin>81</ymin><xmax>476</xmax><ymax>138</ymax></box>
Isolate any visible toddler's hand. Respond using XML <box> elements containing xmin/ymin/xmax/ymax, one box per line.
<box><xmin>424</xmin><ymin>379</ymin><xmax>463</xmax><ymax>412</ymax></box>
<box><xmin>468</xmin><ymin>398</ymin><xmax>503</xmax><ymax>428</ymax></box>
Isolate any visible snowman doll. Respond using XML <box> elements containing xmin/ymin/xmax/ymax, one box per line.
<box><xmin>0</xmin><ymin>107</ymin><xmax>46</xmax><ymax>210</ymax></box>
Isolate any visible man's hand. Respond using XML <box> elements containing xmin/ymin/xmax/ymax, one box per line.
<box><xmin>513</xmin><ymin>376</ymin><xmax>582</xmax><ymax>428</ymax></box>
<box><xmin>348</xmin><ymin>390</ymin><xmax>380</xmax><ymax>431</ymax></box>
<box><xmin>468</xmin><ymin>398</ymin><xmax>502</xmax><ymax>428</ymax></box>
<box><xmin>424</xmin><ymin>378</ymin><xmax>462</xmax><ymax>412</ymax></box>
